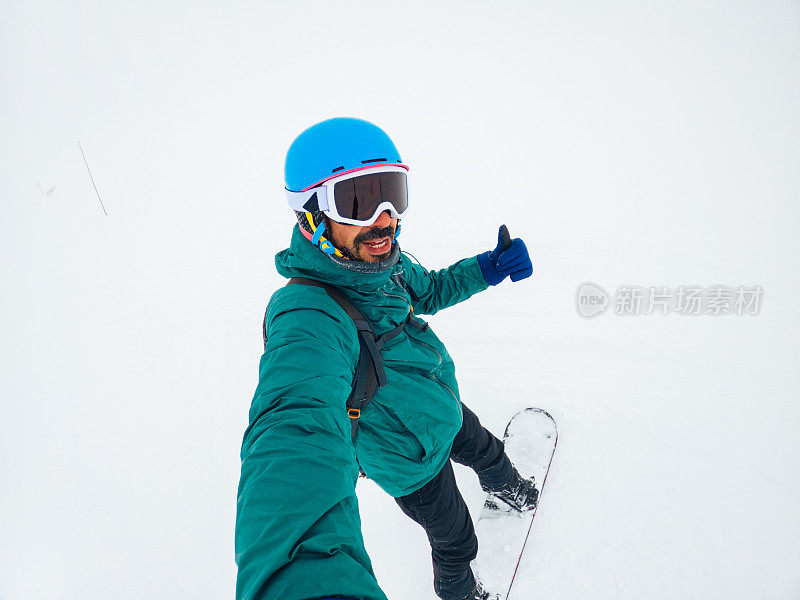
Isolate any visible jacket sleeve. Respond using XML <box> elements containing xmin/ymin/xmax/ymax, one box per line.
<box><xmin>400</xmin><ymin>253</ymin><xmax>490</xmax><ymax>316</ymax></box>
<box><xmin>235</xmin><ymin>287</ymin><xmax>388</xmax><ymax>600</ymax></box>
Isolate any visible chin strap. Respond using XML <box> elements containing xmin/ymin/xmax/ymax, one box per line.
<box><xmin>310</xmin><ymin>219</ymin><xmax>336</xmax><ymax>255</ymax></box>
<box><xmin>297</xmin><ymin>211</ymin><xmax>347</xmax><ymax>258</ymax></box>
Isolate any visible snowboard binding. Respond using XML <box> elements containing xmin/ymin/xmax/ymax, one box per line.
<box><xmin>482</xmin><ymin>467</ymin><xmax>540</xmax><ymax>513</ymax></box>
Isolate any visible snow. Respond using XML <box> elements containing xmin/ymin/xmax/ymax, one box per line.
<box><xmin>1</xmin><ymin>1</ymin><xmax>799</xmax><ymax>599</ymax></box>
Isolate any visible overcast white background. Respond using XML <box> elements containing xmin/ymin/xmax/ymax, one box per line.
<box><xmin>2</xmin><ymin>1</ymin><xmax>799</xmax><ymax>599</ymax></box>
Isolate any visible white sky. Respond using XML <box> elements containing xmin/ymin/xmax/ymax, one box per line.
<box><xmin>2</xmin><ymin>2</ymin><xmax>799</xmax><ymax>599</ymax></box>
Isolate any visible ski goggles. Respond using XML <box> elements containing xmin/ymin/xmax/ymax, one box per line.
<box><xmin>286</xmin><ymin>165</ymin><xmax>409</xmax><ymax>226</ymax></box>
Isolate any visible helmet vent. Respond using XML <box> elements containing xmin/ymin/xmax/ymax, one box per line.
<box><xmin>331</xmin><ymin>165</ymin><xmax>345</xmax><ymax>173</ymax></box>
<box><xmin>361</xmin><ymin>158</ymin><xmax>387</xmax><ymax>164</ymax></box>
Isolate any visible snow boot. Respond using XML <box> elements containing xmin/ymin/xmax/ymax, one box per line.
<box><xmin>433</xmin><ymin>570</ymin><xmax>477</xmax><ymax>600</ymax></box>
<box><xmin>482</xmin><ymin>467</ymin><xmax>539</xmax><ymax>512</ymax></box>
<box><xmin>464</xmin><ymin>579</ymin><xmax>499</xmax><ymax>600</ymax></box>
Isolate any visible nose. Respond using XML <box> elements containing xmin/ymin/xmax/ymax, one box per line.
<box><xmin>372</xmin><ymin>210</ymin><xmax>391</xmax><ymax>228</ymax></box>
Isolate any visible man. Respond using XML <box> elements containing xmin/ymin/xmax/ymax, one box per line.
<box><xmin>235</xmin><ymin>118</ymin><xmax>535</xmax><ymax>600</ymax></box>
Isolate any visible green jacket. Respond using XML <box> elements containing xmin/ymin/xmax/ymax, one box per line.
<box><xmin>235</xmin><ymin>225</ymin><xmax>489</xmax><ymax>600</ymax></box>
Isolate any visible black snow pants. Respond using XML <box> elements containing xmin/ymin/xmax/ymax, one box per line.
<box><xmin>394</xmin><ymin>403</ymin><xmax>512</xmax><ymax>600</ymax></box>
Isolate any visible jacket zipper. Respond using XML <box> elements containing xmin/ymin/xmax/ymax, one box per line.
<box><xmin>380</xmin><ymin>288</ymin><xmax>460</xmax><ymax>404</ymax></box>
<box><xmin>407</xmin><ymin>334</ymin><xmax>460</xmax><ymax>404</ymax></box>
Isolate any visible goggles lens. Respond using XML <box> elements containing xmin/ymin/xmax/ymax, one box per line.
<box><xmin>332</xmin><ymin>171</ymin><xmax>408</xmax><ymax>222</ymax></box>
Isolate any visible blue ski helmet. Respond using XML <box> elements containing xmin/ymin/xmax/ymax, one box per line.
<box><xmin>284</xmin><ymin>117</ymin><xmax>407</xmax><ymax>192</ymax></box>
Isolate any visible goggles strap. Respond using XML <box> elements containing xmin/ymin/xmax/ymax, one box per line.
<box><xmin>286</xmin><ymin>187</ymin><xmax>329</xmax><ymax>213</ymax></box>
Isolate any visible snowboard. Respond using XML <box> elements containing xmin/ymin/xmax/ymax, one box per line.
<box><xmin>472</xmin><ymin>408</ymin><xmax>558</xmax><ymax>600</ymax></box>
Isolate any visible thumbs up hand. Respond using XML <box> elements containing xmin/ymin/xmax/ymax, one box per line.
<box><xmin>477</xmin><ymin>225</ymin><xmax>533</xmax><ymax>286</ymax></box>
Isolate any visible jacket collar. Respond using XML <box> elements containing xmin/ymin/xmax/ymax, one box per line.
<box><xmin>275</xmin><ymin>225</ymin><xmax>401</xmax><ymax>293</ymax></box>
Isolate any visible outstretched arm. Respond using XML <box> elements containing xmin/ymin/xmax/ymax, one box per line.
<box><xmin>400</xmin><ymin>226</ymin><xmax>533</xmax><ymax>316</ymax></box>
<box><xmin>235</xmin><ymin>288</ymin><xmax>387</xmax><ymax>600</ymax></box>
<box><xmin>400</xmin><ymin>253</ymin><xmax>489</xmax><ymax>316</ymax></box>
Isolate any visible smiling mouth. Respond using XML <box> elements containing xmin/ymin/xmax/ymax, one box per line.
<box><xmin>361</xmin><ymin>236</ymin><xmax>391</xmax><ymax>253</ymax></box>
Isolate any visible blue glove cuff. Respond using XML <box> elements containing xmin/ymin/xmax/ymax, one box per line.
<box><xmin>478</xmin><ymin>250</ymin><xmax>506</xmax><ymax>286</ymax></box>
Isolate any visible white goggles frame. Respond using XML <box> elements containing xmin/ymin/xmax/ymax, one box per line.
<box><xmin>286</xmin><ymin>164</ymin><xmax>409</xmax><ymax>226</ymax></box>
